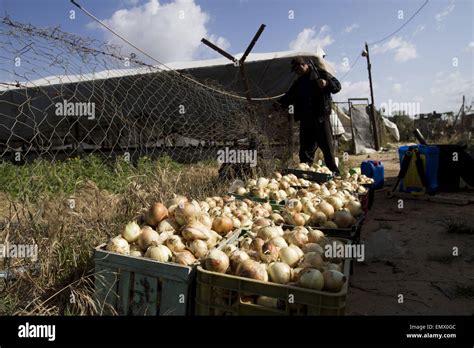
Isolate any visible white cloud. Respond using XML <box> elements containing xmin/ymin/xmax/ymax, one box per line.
<box><xmin>435</xmin><ymin>2</ymin><xmax>455</xmax><ymax>30</ymax></box>
<box><xmin>91</xmin><ymin>0</ymin><xmax>230</xmax><ymax>63</ymax></box>
<box><xmin>435</xmin><ymin>3</ymin><xmax>455</xmax><ymax>22</ymax></box>
<box><xmin>429</xmin><ymin>71</ymin><xmax>474</xmax><ymax>112</ymax></box>
<box><xmin>344</xmin><ymin>23</ymin><xmax>359</xmax><ymax>33</ymax></box>
<box><xmin>372</xmin><ymin>37</ymin><xmax>417</xmax><ymax>62</ymax></box>
<box><xmin>333</xmin><ymin>80</ymin><xmax>370</xmax><ymax>103</ymax></box>
<box><xmin>466</xmin><ymin>41</ymin><xmax>474</xmax><ymax>51</ymax></box>
<box><xmin>289</xmin><ymin>26</ymin><xmax>334</xmax><ymax>54</ymax></box>
<box><xmin>392</xmin><ymin>83</ymin><xmax>402</xmax><ymax>94</ymax></box>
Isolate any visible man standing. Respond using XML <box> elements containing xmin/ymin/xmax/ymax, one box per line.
<box><xmin>276</xmin><ymin>56</ymin><xmax>341</xmax><ymax>173</ymax></box>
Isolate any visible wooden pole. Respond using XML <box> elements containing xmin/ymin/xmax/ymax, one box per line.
<box><xmin>364</xmin><ymin>42</ymin><xmax>381</xmax><ymax>150</ymax></box>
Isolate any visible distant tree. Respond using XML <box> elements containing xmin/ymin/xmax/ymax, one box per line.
<box><xmin>388</xmin><ymin>113</ymin><xmax>414</xmax><ymax>142</ymax></box>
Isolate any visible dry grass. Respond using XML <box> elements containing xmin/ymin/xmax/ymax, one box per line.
<box><xmin>0</xmin><ymin>156</ymin><xmax>277</xmax><ymax>315</ymax></box>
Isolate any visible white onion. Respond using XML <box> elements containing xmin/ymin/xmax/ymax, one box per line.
<box><xmin>302</xmin><ymin>243</ymin><xmax>324</xmax><ymax>254</ymax></box>
<box><xmin>222</xmin><ymin>244</ymin><xmax>238</xmax><ymax>257</ymax></box>
<box><xmin>347</xmin><ymin>200</ymin><xmax>362</xmax><ymax>217</ymax></box>
<box><xmin>137</xmin><ymin>226</ymin><xmax>160</xmax><ymax>250</ymax></box>
<box><xmin>269</xmin><ymin>236</ymin><xmax>288</xmax><ymax>248</ymax></box>
<box><xmin>166</xmin><ymin>195</ymin><xmax>188</xmax><ymax>209</ymax></box>
<box><xmin>106</xmin><ymin>236</ymin><xmax>130</xmax><ymax>255</ymax></box>
<box><xmin>287</xmin><ymin>231</ymin><xmax>308</xmax><ymax>247</ymax></box>
<box><xmin>181</xmin><ymin>222</ymin><xmax>210</xmax><ymax>241</ymax></box>
<box><xmin>267</xmin><ymin>262</ymin><xmax>292</xmax><ymax>284</ymax></box>
<box><xmin>230</xmin><ymin>250</ymin><xmax>250</xmax><ymax>272</ymax></box>
<box><xmin>298</xmin><ymin>269</ymin><xmax>324</xmax><ymax>290</ymax></box>
<box><xmin>257</xmin><ymin>226</ymin><xmax>283</xmax><ymax>241</ymax></box>
<box><xmin>286</xmin><ymin>199</ymin><xmax>303</xmax><ymax>213</ymax></box>
<box><xmin>121</xmin><ymin>221</ymin><xmax>141</xmax><ymax>243</ymax></box>
<box><xmin>188</xmin><ymin>240</ymin><xmax>208</xmax><ymax>258</ymax></box>
<box><xmin>165</xmin><ymin>235</ymin><xmax>186</xmax><ymax>252</ymax></box>
<box><xmin>204</xmin><ymin>249</ymin><xmax>229</xmax><ymax>273</ymax></box>
<box><xmin>198</xmin><ymin>213</ymin><xmax>213</xmax><ymax>229</ymax></box>
<box><xmin>240</xmin><ymin>237</ymin><xmax>253</xmax><ymax>250</ymax></box>
<box><xmin>174</xmin><ymin>202</ymin><xmax>201</xmax><ymax>225</ymax></box>
<box><xmin>259</xmin><ymin>241</ymin><xmax>279</xmax><ymax>263</ymax></box>
<box><xmin>145</xmin><ymin>245</ymin><xmax>172</xmax><ymax>262</ymax></box>
<box><xmin>212</xmin><ymin>216</ymin><xmax>234</xmax><ymax>236</ymax></box>
<box><xmin>318</xmin><ymin>201</ymin><xmax>335</xmax><ymax>219</ymax></box>
<box><xmin>279</xmin><ymin>246</ymin><xmax>300</xmax><ymax>267</ymax></box>
<box><xmin>289</xmin><ymin>244</ymin><xmax>304</xmax><ymax>259</ymax></box>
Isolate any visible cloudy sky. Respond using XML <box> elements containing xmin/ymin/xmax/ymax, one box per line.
<box><xmin>1</xmin><ymin>0</ymin><xmax>473</xmax><ymax>115</ymax></box>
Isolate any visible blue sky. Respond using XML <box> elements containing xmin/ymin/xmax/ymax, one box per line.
<box><xmin>1</xmin><ymin>0</ymin><xmax>473</xmax><ymax>115</ymax></box>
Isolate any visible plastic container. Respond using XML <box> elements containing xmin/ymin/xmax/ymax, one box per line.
<box><xmin>361</xmin><ymin>160</ymin><xmax>384</xmax><ymax>189</ymax></box>
<box><xmin>195</xmin><ymin>238</ymin><xmax>352</xmax><ymax>316</ymax></box>
<box><xmin>398</xmin><ymin>145</ymin><xmax>440</xmax><ymax>194</ymax></box>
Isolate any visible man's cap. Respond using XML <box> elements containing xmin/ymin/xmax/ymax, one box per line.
<box><xmin>291</xmin><ymin>57</ymin><xmax>307</xmax><ymax>72</ymax></box>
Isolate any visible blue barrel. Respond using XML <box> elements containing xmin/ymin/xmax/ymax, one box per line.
<box><xmin>361</xmin><ymin>160</ymin><xmax>384</xmax><ymax>189</ymax></box>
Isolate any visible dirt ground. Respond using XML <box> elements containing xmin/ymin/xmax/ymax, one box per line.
<box><xmin>345</xmin><ymin>151</ymin><xmax>474</xmax><ymax>315</ymax></box>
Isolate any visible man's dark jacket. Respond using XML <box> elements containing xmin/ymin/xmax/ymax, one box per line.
<box><xmin>278</xmin><ymin>66</ymin><xmax>341</xmax><ymax>121</ymax></box>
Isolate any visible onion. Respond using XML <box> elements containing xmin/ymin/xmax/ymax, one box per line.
<box><xmin>188</xmin><ymin>240</ymin><xmax>208</xmax><ymax>258</ymax></box>
<box><xmin>236</xmin><ymin>259</ymin><xmax>268</xmax><ymax>281</ymax></box>
<box><xmin>232</xmin><ymin>217</ymin><xmax>241</xmax><ymax>229</ymax></box>
<box><xmin>326</xmin><ymin>262</ymin><xmax>343</xmax><ymax>272</ymax></box>
<box><xmin>138</xmin><ymin>226</ymin><xmax>160</xmax><ymax>250</ymax></box>
<box><xmin>289</xmin><ymin>244</ymin><xmax>304</xmax><ymax>259</ymax></box>
<box><xmin>259</xmin><ymin>241</ymin><xmax>279</xmax><ymax>263</ymax></box>
<box><xmin>166</xmin><ymin>195</ymin><xmax>188</xmax><ymax>208</ymax></box>
<box><xmin>250</xmin><ymin>238</ymin><xmax>265</xmax><ymax>253</ymax></box>
<box><xmin>251</xmin><ymin>218</ymin><xmax>272</xmax><ymax>233</ymax></box>
<box><xmin>222</xmin><ymin>244</ymin><xmax>238</xmax><ymax>257</ymax></box>
<box><xmin>279</xmin><ymin>246</ymin><xmax>300</xmax><ymax>267</ymax></box>
<box><xmin>205</xmin><ymin>230</ymin><xmax>222</xmax><ymax>248</ymax></box>
<box><xmin>181</xmin><ymin>222</ymin><xmax>210</xmax><ymax>241</ymax></box>
<box><xmin>145</xmin><ymin>244</ymin><xmax>172</xmax><ymax>262</ymax></box>
<box><xmin>240</xmin><ymin>237</ymin><xmax>253</xmax><ymax>250</ymax></box>
<box><xmin>198</xmin><ymin>213</ymin><xmax>213</xmax><ymax>229</ymax></box>
<box><xmin>333</xmin><ymin>210</ymin><xmax>354</xmax><ymax>228</ymax></box>
<box><xmin>204</xmin><ymin>249</ymin><xmax>229</xmax><ymax>273</ymax></box>
<box><xmin>267</xmin><ymin>262</ymin><xmax>292</xmax><ymax>284</ymax></box>
<box><xmin>307</xmin><ymin>229</ymin><xmax>325</xmax><ymax>243</ymax></box>
<box><xmin>323</xmin><ymin>270</ymin><xmax>347</xmax><ymax>292</ymax></box>
<box><xmin>165</xmin><ymin>235</ymin><xmax>186</xmax><ymax>252</ymax></box>
<box><xmin>230</xmin><ymin>250</ymin><xmax>250</xmax><ymax>272</ymax></box>
<box><xmin>318</xmin><ymin>201</ymin><xmax>335</xmax><ymax>219</ymax></box>
<box><xmin>327</xmin><ymin>196</ymin><xmax>344</xmax><ymax>211</ymax></box>
<box><xmin>205</xmin><ymin>197</ymin><xmax>217</xmax><ymax>208</ymax></box>
<box><xmin>286</xmin><ymin>199</ymin><xmax>303</xmax><ymax>213</ymax></box>
<box><xmin>173</xmin><ymin>250</ymin><xmax>197</xmax><ymax>266</ymax></box>
<box><xmin>309</xmin><ymin>211</ymin><xmax>327</xmax><ymax>226</ymax></box>
<box><xmin>292</xmin><ymin>213</ymin><xmax>305</xmax><ymax>226</ymax></box>
<box><xmin>323</xmin><ymin>221</ymin><xmax>338</xmax><ymax>229</ymax></box>
<box><xmin>302</xmin><ymin>243</ymin><xmax>324</xmax><ymax>254</ymax></box>
<box><xmin>121</xmin><ymin>221</ymin><xmax>141</xmax><ymax>243</ymax></box>
<box><xmin>347</xmin><ymin>200</ymin><xmax>362</xmax><ymax>217</ymax></box>
<box><xmin>240</xmin><ymin>218</ymin><xmax>253</xmax><ymax>230</ymax></box>
<box><xmin>145</xmin><ymin>202</ymin><xmax>169</xmax><ymax>227</ymax></box>
<box><xmin>291</xmin><ymin>267</ymin><xmax>304</xmax><ymax>282</ymax></box>
<box><xmin>287</xmin><ymin>231</ymin><xmax>308</xmax><ymax>247</ymax></box>
<box><xmin>269</xmin><ymin>213</ymin><xmax>284</xmax><ymax>225</ymax></box>
<box><xmin>212</xmin><ymin>216</ymin><xmax>234</xmax><ymax>236</ymax></box>
<box><xmin>174</xmin><ymin>202</ymin><xmax>201</xmax><ymax>225</ymax></box>
<box><xmin>106</xmin><ymin>236</ymin><xmax>130</xmax><ymax>255</ymax></box>
<box><xmin>236</xmin><ymin>187</ymin><xmax>247</xmax><ymax>195</ymax></box>
<box><xmin>157</xmin><ymin>218</ymin><xmax>179</xmax><ymax>233</ymax></box>
<box><xmin>257</xmin><ymin>226</ymin><xmax>283</xmax><ymax>240</ymax></box>
<box><xmin>298</xmin><ymin>269</ymin><xmax>324</xmax><ymax>290</ymax></box>
<box><xmin>300</xmin><ymin>252</ymin><xmax>325</xmax><ymax>270</ymax></box>
<box><xmin>269</xmin><ymin>236</ymin><xmax>288</xmax><ymax>248</ymax></box>
<box><xmin>257</xmin><ymin>177</ymin><xmax>269</xmax><ymax>188</ymax></box>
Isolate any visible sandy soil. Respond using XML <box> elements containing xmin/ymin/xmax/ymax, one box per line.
<box><xmin>344</xmin><ymin>150</ymin><xmax>474</xmax><ymax>315</ymax></box>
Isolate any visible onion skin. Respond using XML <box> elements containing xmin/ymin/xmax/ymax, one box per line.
<box><xmin>302</xmin><ymin>243</ymin><xmax>324</xmax><ymax>254</ymax></box>
<box><xmin>287</xmin><ymin>231</ymin><xmax>308</xmax><ymax>248</ymax></box>
<box><xmin>181</xmin><ymin>222</ymin><xmax>210</xmax><ymax>241</ymax></box>
<box><xmin>307</xmin><ymin>229</ymin><xmax>325</xmax><ymax>243</ymax></box>
<box><xmin>146</xmin><ymin>203</ymin><xmax>169</xmax><ymax>227</ymax></box>
<box><xmin>300</xmin><ymin>252</ymin><xmax>325</xmax><ymax>270</ymax></box>
<box><xmin>165</xmin><ymin>235</ymin><xmax>186</xmax><ymax>252</ymax></box>
<box><xmin>229</xmin><ymin>250</ymin><xmax>250</xmax><ymax>272</ymax></box>
<box><xmin>236</xmin><ymin>259</ymin><xmax>268</xmax><ymax>282</ymax></box>
<box><xmin>204</xmin><ymin>249</ymin><xmax>229</xmax><ymax>273</ymax></box>
<box><xmin>174</xmin><ymin>202</ymin><xmax>201</xmax><ymax>226</ymax></box>
<box><xmin>250</xmin><ymin>238</ymin><xmax>265</xmax><ymax>253</ymax></box>
<box><xmin>259</xmin><ymin>242</ymin><xmax>279</xmax><ymax>264</ymax></box>
<box><xmin>157</xmin><ymin>218</ymin><xmax>179</xmax><ymax>233</ymax></box>
<box><xmin>145</xmin><ymin>245</ymin><xmax>172</xmax><ymax>262</ymax></box>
